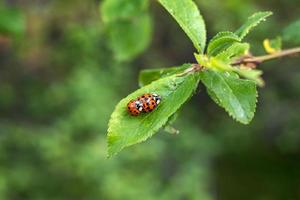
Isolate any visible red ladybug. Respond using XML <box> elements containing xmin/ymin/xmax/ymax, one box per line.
<box><xmin>138</xmin><ymin>93</ymin><xmax>161</xmax><ymax>113</ymax></box>
<box><xmin>127</xmin><ymin>93</ymin><xmax>161</xmax><ymax>116</ymax></box>
<box><xmin>127</xmin><ymin>100</ymin><xmax>143</xmax><ymax>116</ymax></box>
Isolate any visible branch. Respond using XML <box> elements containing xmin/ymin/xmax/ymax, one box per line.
<box><xmin>232</xmin><ymin>47</ymin><xmax>300</xmax><ymax>66</ymax></box>
<box><xmin>179</xmin><ymin>47</ymin><xmax>300</xmax><ymax>76</ymax></box>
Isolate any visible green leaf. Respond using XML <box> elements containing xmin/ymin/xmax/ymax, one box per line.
<box><xmin>235</xmin><ymin>11</ymin><xmax>272</xmax><ymax>40</ymax></box>
<box><xmin>234</xmin><ymin>68</ymin><xmax>264</xmax><ymax>87</ymax></box>
<box><xmin>216</xmin><ymin>42</ymin><xmax>250</xmax><ymax>64</ymax></box>
<box><xmin>101</xmin><ymin>0</ymin><xmax>149</xmax><ymax>23</ymax></box>
<box><xmin>282</xmin><ymin>19</ymin><xmax>300</xmax><ymax>45</ymax></box>
<box><xmin>101</xmin><ymin>0</ymin><xmax>152</xmax><ymax>61</ymax></box>
<box><xmin>106</xmin><ymin>14</ymin><xmax>152</xmax><ymax>61</ymax></box>
<box><xmin>158</xmin><ymin>0</ymin><xmax>206</xmax><ymax>52</ymax></box>
<box><xmin>0</xmin><ymin>7</ymin><xmax>25</xmax><ymax>37</ymax></box>
<box><xmin>107</xmin><ymin>69</ymin><xmax>200</xmax><ymax>157</ymax></box>
<box><xmin>138</xmin><ymin>64</ymin><xmax>191</xmax><ymax>87</ymax></box>
<box><xmin>163</xmin><ymin>112</ymin><xmax>180</xmax><ymax>134</ymax></box>
<box><xmin>195</xmin><ymin>53</ymin><xmax>263</xmax><ymax>87</ymax></box>
<box><xmin>200</xmin><ymin>70</ymin><xmax>257</xmax><ymax>124</ymax></box>
<box><xmin>207</xmin><ymin>32</ymin><xmax>241</xmax><ymax>56</ymax></box>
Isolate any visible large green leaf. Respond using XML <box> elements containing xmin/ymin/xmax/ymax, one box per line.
<box><xmin>101</xmin><ymin>0</ymin><xmax>152</xmax><ymax>61</ymax></box>
<box><xmin>235</xmin><ymin>11</ymin><xmax>272</xmax><ymax>40</ymax></box>
<box><xmin>106</xmin><ymin>14</ymin><xmax>152</xmax><ymax>61</ymax></box>
<box><xmin>158</xmin><ymin>0</ymin><xmax>206</xmax><ymax>52</ymax></box>
<box><xmin>207</xmin><ymin>32</ymin><xmax>241</xmax><ymax>56</ymax></box>
<box><xmin>138</xmin><ymin>64</ymin><xmax>191</xmax><ymax>87</ymax></box>
<box><xmin>282</xmin><ymin>19</ymin><xmax>300</xmax><ymax>45</ymax></box>
<box><xmin>101</xmin><ymin>0</ymin><xmax>148</xmax><ymax>23</ymax></box>
<box><xmin>200</xmin><ymin>70</ymin><xmax>257</xmax><ymax>124</ymax></box>
<box><xmin>107</xmin><ymin>69</ymin><xmax>200</xmax><ymax>157</ymax></box>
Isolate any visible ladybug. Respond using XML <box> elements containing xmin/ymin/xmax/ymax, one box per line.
<box><xmin>127</xmin><ymin>93</ymin><xmax>161</xmax><ymax>116</ymax></box>
<box><xmin>138</xmin><ymin>93</ymin><xmax>161</xmax><ymax>113</ymax></box>
<box><xmin>127</xmin><ymin>100</ymin><xmax>143</xmax><ymax>116</ymax></box>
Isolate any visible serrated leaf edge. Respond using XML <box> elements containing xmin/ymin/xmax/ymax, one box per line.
<box><xmin>236</xmin><ymin>11</ymin><xmax>273</xmax><ymax>40</ymax></box>
<box><xmin>107</xmin><ymin>73</ymin><xmax>200</xmax><ymax>157</ymax></box>
<box><xmin>201</xmin><ymin>71</ymin><xmax>257</xmax><ymax>124</ymax></box>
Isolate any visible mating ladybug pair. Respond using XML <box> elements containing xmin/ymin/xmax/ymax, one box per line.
<box><xmin>127</xmin><ymin>93</ymin><xmax>161</xmax><ymax>116</ymax></box>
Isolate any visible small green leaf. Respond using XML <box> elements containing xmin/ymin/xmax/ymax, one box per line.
<box><xmin>101</xmin><ymin>0</ymin><xmax>152</xmax><ymax>61</ymax></box>
<box><xmin>158</xmin><ymin>0</ymin><xmax>206</xmax><ymax>52</ymax></box>
<box><xmin>235</xmin><ymin>68</ymin><xmax>264</xmax><ymax>87</ymax></box>
<box><xmin>0</xmin><ymin>7</ymin><xmax>25</xmax><ymax>37</ymax></box>
<box><xmin>282</xmin><ymin>19</ymin><xmax>300</xmax><ymax>45</ymax></box>
<box><xmin>207</xmin><ymin>32</ymin><xmax>241</xmax><ymax>56</ymax></box>
<box><xmin>107</xmin><ymin>68</ymin><xmax>200</xmax><ymax>157</ymax></box>
<box><xmin>138</xmin><ymin>64</ymin><xmax>190</xmax><ymax>87</ymax></box>
<box><xmin>163</xmin><ymin>112</ymin><xmax>180</xmax><ymax>134</ymax></box>
<box><xmin>200</xmin><ymin>70</ymin><xmax>257</xmax><ymax>124</ymax></box>
<box><xmin>235</xmin><ymin>11</ymin><xmax>272</xmax><ymax>40</ymax></box>
<box><xmin>216</xmin><ymin>42</ymin><xmax>250</xmax><ymax>63</ymax></box>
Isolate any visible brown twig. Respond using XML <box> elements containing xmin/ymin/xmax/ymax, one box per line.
<box><xmin>231</xmin><ymin>47</ymin><xmax>300</xmax><ymax>66</ymax></box>
<box><xmin>177</xmin><ymin>47</ymin><xmax>300</xmax><ymax>76</ymax></box>
<box><xmin>176</xmin><ymin>64</ymin><xmax>203</xmax><ymax>76</ymax></box>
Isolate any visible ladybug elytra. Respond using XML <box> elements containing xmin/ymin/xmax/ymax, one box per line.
<box><xmin>127</xmin><ymin>100</ymin><xmax>143</xmax><ymax>116</ymax></box>
<box><xmin>127</xmin><ymin>93</ymin><xmax>161</xmax><ymax>116</ymax></box>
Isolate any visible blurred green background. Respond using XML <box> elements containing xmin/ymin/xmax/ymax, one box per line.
<box><xmin>0</xmin><ymin>0</ymin><xmax>300</xmax><ymax>199</ymax></box>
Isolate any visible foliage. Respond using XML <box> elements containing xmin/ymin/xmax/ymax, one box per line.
<box><xmin>282</xmin><ymin>19</ymin><xmax>300</xmax><ymax>45</ymax></box>
<box><xmin>158</xmin><ymin>0</ymin><xmax>206</xmax><ymax>52</ymax></box>
<box><xmin>263</xmin><ymin>37</ymin><xmax>282</xmax><ymax>53</ymax></box>
<box><xmin>101</xmin><ymin>0</ymin><xmax>152</xmax><ymax>61</ymax></box>
<box><xmin>200</xmin><ymin>70</ymin><xmax>257</xmax><ymax>124</ymax></box>
<box><xmin>107</xmin><ymin>0</ymin><xmax>274</xmax><ymax>156</ymax></box>
<box><xmin>0</xmin><ymin>6</ymin><xmax>25</xmax><ymax>37</ymax></box>
<box><xmin>108</xmin><ymin>69</ymin><xmax>199</xmax><ymax>156</ymax></box>
<box><xmin>206</xmin><ymin>31</ymin><xmax>241</xmax><ymax>56</ymax></box>
<box><xmin>1</xmin><ymin>0</ymin><xmax>300</xmax><ymax>199</ymax></box>
<box><xmin>235</xmin><ymin>12</ymin><xmax>272</xmax><ymax>40</ymax></box>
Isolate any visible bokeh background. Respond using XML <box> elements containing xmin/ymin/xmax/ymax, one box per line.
<box><xmin>1</xmin><ymin>0</ymin><xmax>300</xmax><ymax>199</ymax></box>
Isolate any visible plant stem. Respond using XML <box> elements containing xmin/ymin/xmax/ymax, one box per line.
<box><xmin>179</xmin><ymin>47</ymin><xmax>300</xmax><ymax>76</ymax></box>
<box><xmin>232</xmin><ymin>47</ymin><xmax>300</xmax><ymax>66</ymax></box>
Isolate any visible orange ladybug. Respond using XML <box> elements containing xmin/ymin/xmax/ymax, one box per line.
<box><xmin>127</xmin><ymin>93</ymin><xmax>161</xmax><ymax>116</ymax></box>
<box><xmin>138</xmin><ymin>93</ymin><xmax>161</xmax><ymax>113</ymax></box>
<box><xmin>127</xmin><ymin>100</ymin><xmax>143</xmax><ymax>116</ymax></box>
